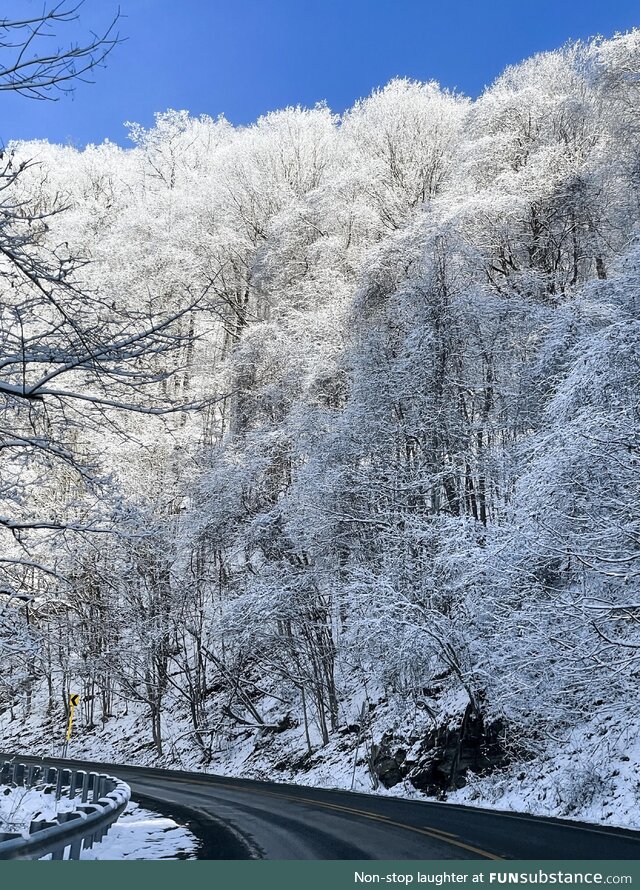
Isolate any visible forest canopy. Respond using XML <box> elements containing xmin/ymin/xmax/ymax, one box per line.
<box><xmin>1</xmin><ymin>31</ymin><xmax>639</xmax><ymax>796</ymax></box>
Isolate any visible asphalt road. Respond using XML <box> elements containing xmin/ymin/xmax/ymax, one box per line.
<box><xmin>3</xmin><ymin>753</ymin><xmax>640</xmax><ymax>860</ymax></box>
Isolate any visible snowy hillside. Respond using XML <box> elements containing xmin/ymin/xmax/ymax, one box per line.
<box><xmin>2</xmin><ymin>680</ymin><xmax>638</xmax><ymax>833</ymax></box>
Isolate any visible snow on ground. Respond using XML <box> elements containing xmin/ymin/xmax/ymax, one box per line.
<box><xmin>447</xmin><ymin>716</ymin><xmax>640</xmax><ymax>832</ymax></box>
<box><xmin>0</xmin><ymin>788</ymin><xmax>198</xmax><ymax>859</ymax></box>
<box><xmin>0</xmin><ymin>785</ymin><xmax>76</xmax><ymax>835</ymax></box>
<box><xmin>1</xmin><ymin>685</ymin><xmax>639</xmax><ymax>838</ymax></box>
<box><xmin>79</xmin><ymin>801</ymin><xmax>198</xmax><ymax>860</ymax></box>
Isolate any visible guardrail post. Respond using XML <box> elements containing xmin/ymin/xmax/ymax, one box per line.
<box><xmin>14</xmin><ymin>763</ymin><xmax>25</xmax><ymax>786</ymax></box>
<box><xmin>96</xmin><ymin>774</ymin><xmax>107</xmax><ymax>801</ymax></box>
<box><xmin>58</xmin><ymin>810</ymin><xmax>83</xmax><ymax>855</ymax></box>
<box><xmin>76</xmin><ymin>803</ymin><xmax>99</xmax><ymax>849</ymax></box>
<box><xmin>80</xmin><ymin>771</ymin><xmax>89</xmax><ymax>803</ymax></box>
<box><xmin>28</xmin><ymin>765</ymin><xmax>43</xmax><ymax>787</ymax></box>
<box><xmin>89</xmin><ymin>772</ymin><xmax>99</xmax><ymax>801</ymax></box>
<box><xmin>54</xmin><ymin>768</ymin><xmax>63</xmax><ymax>801</ymax></box>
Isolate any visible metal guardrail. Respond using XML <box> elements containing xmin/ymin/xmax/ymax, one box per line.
<box><xmin>0</xmin><ymin>759</ymin><xmax>131</xmax><ymax>860</ymax></box>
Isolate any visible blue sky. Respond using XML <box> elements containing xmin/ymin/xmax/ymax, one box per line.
<box><xmin>2</xmin><ymin>0</ymin><xmax>640</xmax><ymax>147</ymax></box>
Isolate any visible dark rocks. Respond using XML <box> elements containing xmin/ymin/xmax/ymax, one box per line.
<box><xmin>369</xmin><ymin>734</ymin><xmax>408</xmax><ymax>788</ymax></box>
<box><xmin>370</xmin><ymin>708</ymin><xmax>508</xmax><ymax>794</ymax></box>
<box><xmin>273</xmin><ymin>750</ymin><xmax>315</xmax><ymax>772</ymax></box>
<box><xmin>407</xmin><ymin>710</ymin><xmax>507</xmax><ymax>794</ymax></box>
<box><xmin>339</xmin><ymin>723</ymin><xmax>361</xmax><ymax>735</ymax></box>
<box><xmin>273</xmin><ymin>713</ymin><xmax>295</xmax><ymax>733</ymax></box>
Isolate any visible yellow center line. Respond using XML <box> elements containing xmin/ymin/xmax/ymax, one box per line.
<box><xmin>275</xmin><ymin>793</ymin><xmax>503</xmax><ymax>860</ymax></box>
<box><xmin>184</xmin><ymin>780</ymin><xmax>503</xmax><ymax>861</ymax></box>
<box><xmin>417</xmin><ymin>825</ymin><xmax>462</xmax><ymax>839</ymax></box>
<box><xmin>382</xmin><ymin>820</ymin><xmax>504</xmax><ymax>861</ymax></box>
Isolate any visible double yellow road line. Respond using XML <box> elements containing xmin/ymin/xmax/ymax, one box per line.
<box><xmin>195</xmin><ymin>779</ymin><xmax>504</xmax><ymax>860</ymax></box>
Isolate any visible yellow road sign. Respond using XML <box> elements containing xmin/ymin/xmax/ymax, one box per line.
<box><xmin>66</xmin><ymin>693</ymin><xmax>80</xmax><ymax>742</ymax></box>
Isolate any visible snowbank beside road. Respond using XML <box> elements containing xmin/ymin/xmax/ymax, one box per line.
<box><xmin>78</xmin><ymin>801</ymin><xmax>197</xmax><ymax>860</ymax></box>
<box><xmin>0</xmin><ymin>785</ymin><xmax>76</xmax><ymax>836</ymax></box>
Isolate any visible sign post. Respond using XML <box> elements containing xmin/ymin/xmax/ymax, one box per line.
<box><xmin>62</xmin><ymin>693</ymin><xmax>80</xmax><ymax>758</ymax></box>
